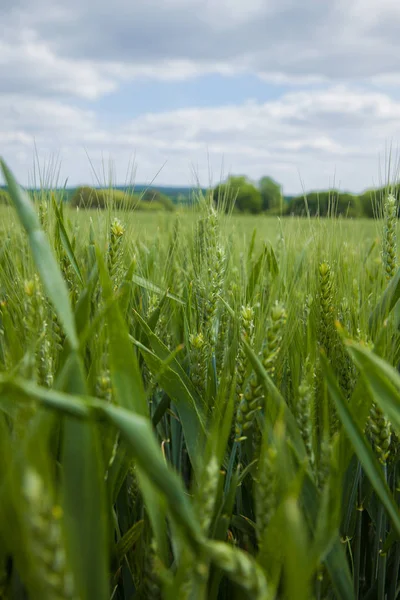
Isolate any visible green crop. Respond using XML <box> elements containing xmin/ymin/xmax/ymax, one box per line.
<box><xmin>0</xmin><ymin>158</ymin><xmax>400</xmax><ymax>599</ymax></box>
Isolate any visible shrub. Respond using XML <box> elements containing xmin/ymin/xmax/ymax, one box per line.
<box><xmin>140</xmin><ymin>189</ymin><xmax>175</xmax><ymax>211</ymax></box>
<box><xmin>70</xmin><ymin>186</ymin><xmax>107</xmax><ymax>209</ymax></box>
<box><xmin>70</xmin><ymin>186</ymin><xmax>173</xmax><ymax>211</ymax></box>
<box><xmin>0</xmin><ymin>189</ymin><xmax>10</xmax><ymax>205</ymax></box>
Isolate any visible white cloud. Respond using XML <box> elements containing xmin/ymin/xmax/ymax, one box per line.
<box><xmin>1</xmin><ymin>96</ymin><xmax>96</xmax><ymax>138</ymax></box>
<box><xmin>0</xmin><ymin>31</ymin><xmax>117</xmax><ymax>99</ymax></box>
<box><xmin>1</xmin><ymin>0</ymin><xmax>400</xmax><ymax>192</ymax></box>
<box><xmin>1</xmin><ymin>86</ymin><xmax>399</xmax><ymax>193</ymax></box>
<box><xmin>1</xmin><ymin>0</ymin><xmax>400</xmax><ymax>100</ymax></box>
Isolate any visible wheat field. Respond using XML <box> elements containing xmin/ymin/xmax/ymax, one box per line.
<box><xmin>0</xmin><ymin>159</ymin><xmax>400</xmax><ymax>600</ymax></box>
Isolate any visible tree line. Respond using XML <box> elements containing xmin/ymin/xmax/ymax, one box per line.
<box><xmin>0</xmin><ymin>177</ymin><xmax>398</xmax><ymax>217</ymax></box>
<box><xmin>0</xmin><ymin>186</ymin><xmax>175</xmax><ymax>212</ymax></box>
<box><xmin>212</xmin><ymin>175</ymin><xmax>399</xmax><ymax>218</ymax></box>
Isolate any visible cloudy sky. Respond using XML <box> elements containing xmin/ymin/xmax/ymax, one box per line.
<box><xmin>2</xmin><ymin>0</ymin><xmax>400</xmax><ymax>193</ymax></box>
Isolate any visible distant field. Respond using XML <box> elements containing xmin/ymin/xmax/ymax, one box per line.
<box><xmin>0</xmin><ymin>203</ymin><xmax>384</xmax><ymax>252</ymax></box>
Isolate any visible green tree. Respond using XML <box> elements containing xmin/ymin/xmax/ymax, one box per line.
<box><xmin>259</xmin><ymin>176</ymin><xmax>281</xmax><ymax>212</ymax></box>
<box><xmin>360</xmin><ymin>189</ymin><xmax>381</xmax><ymax>218</ymax></box>
<box><xmin>213</xmin><ymin>176</ymin><xmax>262</xmax><ymax>214</ymax></box>
<box><xmin>359</xmin><ymin>185</ymin><xmax>400</xmax><ymax>218</ymax></box>
<box><xmin>336</xmin><ymin>192</ymin><xmax>362</xmax><ymax>217</ymax></box>
<box><xmin>288</xmin><ymin>190</ymin><xmax>363</xmax><ymax>218</ymax></box>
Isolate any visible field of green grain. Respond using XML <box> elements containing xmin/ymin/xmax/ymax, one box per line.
<box><xmin>1</xmin><ymin>159</ymin><xmax>400</xmax><ymax>600</ymax></box>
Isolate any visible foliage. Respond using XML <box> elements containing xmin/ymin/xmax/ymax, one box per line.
<box><xmin>4</xmin><ymin>177</ymin><xmax>400</xmax><ymax>219</ymax></box>
<box><xmin>70</xmin><ymin>186</ymin><xmax>174</xmax><ymax>212</ymax></box>
<box><xmin>359</xmin><ymin>189</ymin><xmax>380</xmax><ymax>219</ymax></box>
<box><xmin>0</xmin><ymin>158</ymin><xmax>400</xmax><ymax>599</ymax></box>
<box><xmin>287</xmin><ymin>184</ymin><xmax>400</xmax><ymax>219</ymax></box>
<box><xmin>0</xmin><ymin>189</ymin><xmax>10</xmax><ymax>205</ymax></box>
<box><xmin>259</xmin><ymin>176</ymin><xmax>282</xmax><ymax>212</ymax></box>
<box><xmin>214</xmin><ymin>175</ymin><xmax>263</xmax><ymax>213</ymax></box>
<box><xmin>287</xmin><ymin>190</ymin><xmax>363</xmax><ymax>217</ymax></box>
<box><xmin>139</xmin><ymin>189</ymin><xmax>175</xmax><ymax>212</ymax></box>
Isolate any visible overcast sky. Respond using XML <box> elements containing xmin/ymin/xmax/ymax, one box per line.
<box><xmin>2</xmin><ymin>0</ymin><xmax>400</xmax><ymax>193</ymax></box>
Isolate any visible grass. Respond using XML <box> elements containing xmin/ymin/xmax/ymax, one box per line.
<box><xmin>0</xmin><ymin>159</ymin><xmax>400</xmax><ymax>599</ymax></box>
